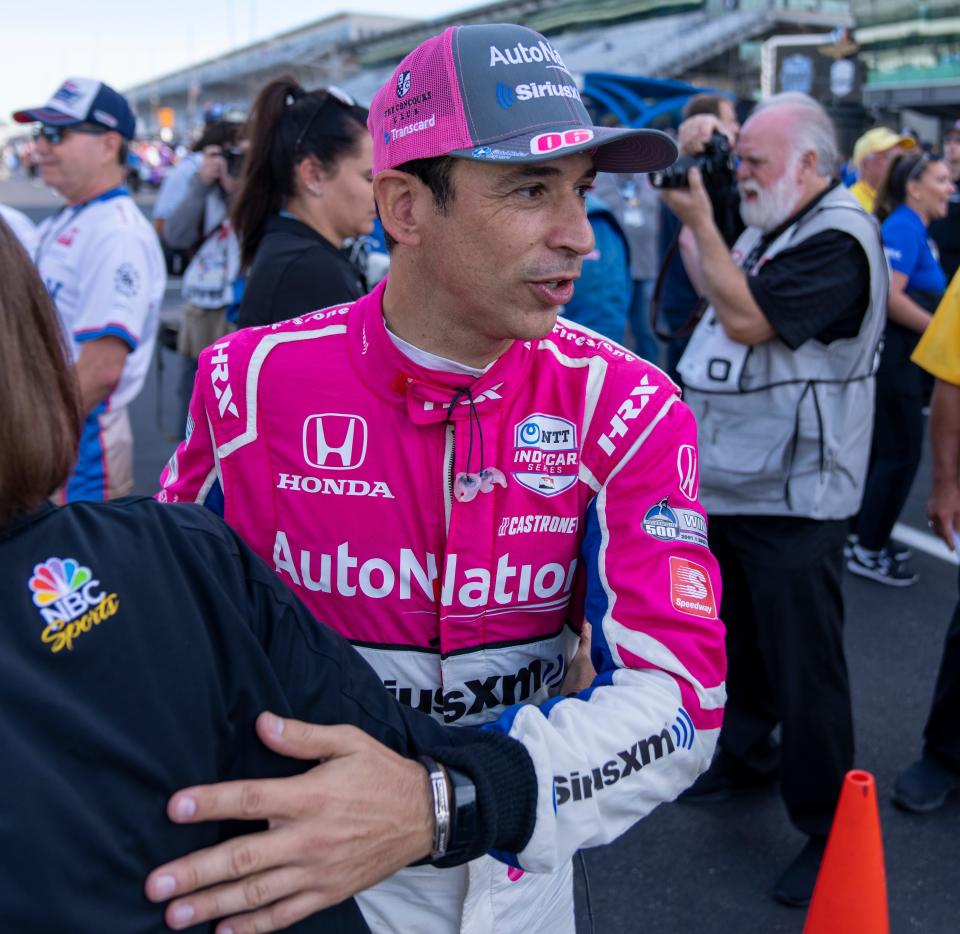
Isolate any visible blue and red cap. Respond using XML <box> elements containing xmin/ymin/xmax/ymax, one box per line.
<box><xmin>13</xmin><ymin>77</ymin><xmax>136</xmax><ymax>140</ymax></box>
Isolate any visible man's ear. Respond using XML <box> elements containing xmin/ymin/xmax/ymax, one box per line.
<box><xmin>798</xmin><ymin>148</ymin><xmax>818</xmax><ymax>180</ymax></box>
<box><xmin>103</xmin><ymin>131</ymin><xmax>124</xmax><ymax>166</ymax></box>
<box><xmin>374</xmin><ymin>171</ymin><xmax>424</xmax><ymax>248</ymax></box>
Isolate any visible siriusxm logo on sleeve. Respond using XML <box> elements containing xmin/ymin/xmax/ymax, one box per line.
<box><xmin>554</xmin><ymin>709</ymin><xmax>692</xmax><ymax>805</ymax></box>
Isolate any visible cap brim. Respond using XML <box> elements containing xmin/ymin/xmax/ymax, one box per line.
<box><xmin>12</xmin><ymin>107</ymin><xmax>82</xmax><ymax>126</ymax></box>
<box><xmin>451</xmin><ymin>126</ymin><xmax>678</xmax><ymax>174</ymax></box>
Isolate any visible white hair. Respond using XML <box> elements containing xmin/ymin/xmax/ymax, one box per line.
<box><xmin>752</xmin><ymin>92</ymin><xmax>839</xmax><ymax>178</ymax></box>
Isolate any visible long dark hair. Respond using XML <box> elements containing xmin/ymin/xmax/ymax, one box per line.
<box><xmin>875</xmin><ymin>152</ymin><xmax>930</xmax><ymax>222</ymax></box>
<box><xmin>0</xmin><ymin>219</ymin><xmax>81</xmax><ymax>524</ymax></box>
<box><xmin>231</xmin><ymin>75</ymin><xmax>369</xmax><ymax>269</ymax></box>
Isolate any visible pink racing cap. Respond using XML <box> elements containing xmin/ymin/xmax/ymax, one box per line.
<box><xmin>369</xmin><ymin>23</ymin><xmax>677</xmax><ymax>176</ymax></box>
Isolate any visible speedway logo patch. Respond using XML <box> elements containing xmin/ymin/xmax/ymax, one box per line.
<box><xmin>668</xmin><ymin>557</ymin><xmax>717</xmax><ymax>619</ymax></box>
<box><xmin>511</xmin><ymin>413</ymin><xmax>578</xmax><ymax>497</ymax></box>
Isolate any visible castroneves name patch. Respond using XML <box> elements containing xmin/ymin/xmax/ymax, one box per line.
<box><xmin>668</xmin><ymin>556</ymin><xmax>717</xmax><ymax>619</ymax></box>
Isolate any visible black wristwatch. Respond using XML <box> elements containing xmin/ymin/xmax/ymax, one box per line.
<box><xmin>441</xmin><ymin>764</ymin><xmax>478</xmax><ymax>863</ymax></box>
<box><xmin>416</xmin><ymin>756</ymin><xmax>479</xmax><ymax>865</ymax></box>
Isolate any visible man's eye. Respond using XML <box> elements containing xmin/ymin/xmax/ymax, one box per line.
<box><xmin>576</xmin><ymin>184</ymin><xmax>594</xmax><ymax>198</ymax></box>
<box><xmin>516</xmin><ymin>185</ymin><xmax>543</xmax><ymax>199</ymax></box>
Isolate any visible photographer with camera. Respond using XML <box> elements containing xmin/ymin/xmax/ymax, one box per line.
<box><xmin>651</xmin><ymin>94</ymin><xmax>741</xmax><ymax>378</ymax></box>
<box><xmin>161</xmin><ymin>123</ymin><xmax>246</xmax><ymax>434</ymax></box>
<box><xmin>660</xmin><ymin>92</ymin><xmax>889</xmax><ymax>907</ymax></box>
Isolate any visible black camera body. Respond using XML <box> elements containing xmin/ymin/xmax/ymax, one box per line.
<box><xmin>223</xmin><ymin>146</ymin><xmax>245</xmax><ymax>177</ymax></box>
<box><xmin>649</xmin><ymin>131</ymin><xmax>735</xmax><ymax>194</ymax></box>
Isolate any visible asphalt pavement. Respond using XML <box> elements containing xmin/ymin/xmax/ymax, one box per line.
<box><xmin>4</xmin><ymin>175</ymin><xmax>958</xmax><ymax>933</ymax></box>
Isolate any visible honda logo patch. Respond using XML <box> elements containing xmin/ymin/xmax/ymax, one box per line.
<box><xmin>302</xmin><ymin>414</ymin><xmax>367</xmax><ymax>470</ymax></box>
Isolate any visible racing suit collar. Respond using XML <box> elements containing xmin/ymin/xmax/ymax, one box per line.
<box><xmin>349</xmin><ymin>278</ymin><xmax>535</xmax><ymax>425</ymax></box>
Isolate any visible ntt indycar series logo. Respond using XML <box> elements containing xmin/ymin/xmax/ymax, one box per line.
<box><xmin>512</xmin><ymin>413</ymin><xmax>578</xmax><ymax>497</ymax></box>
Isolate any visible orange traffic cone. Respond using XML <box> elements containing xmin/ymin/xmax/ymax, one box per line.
<box><xmin>803</xmin><ymin>770</ymin><xmax>889</xmax><ymax>934</ymax></box>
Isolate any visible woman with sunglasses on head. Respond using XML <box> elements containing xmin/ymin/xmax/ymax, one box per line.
<box><xmin>848</xmin><ymin>152</ymin><xmax>956</xmax><ymax>586</ymax></box>
<box><xmin>233</xmin><ymin>77</ymin><xmax>375</xmax><ymax>328</ymax></box>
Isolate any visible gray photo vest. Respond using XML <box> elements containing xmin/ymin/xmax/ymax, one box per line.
<box><xmin>678</xmin><ymin>185</ymin><xmax>888</xmax><ymax>519</ymax></box>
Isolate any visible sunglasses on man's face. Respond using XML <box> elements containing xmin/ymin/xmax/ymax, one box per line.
<box><xmin>33</xmin><ymin>124</ymin><xmax>110</xmax><ymax>146</ymax></box>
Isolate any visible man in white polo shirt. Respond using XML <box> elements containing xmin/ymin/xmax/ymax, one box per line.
<box><xmin>13</xmin><ymin>78</ymin><xmax>165</xmax><ymax>500</ymax></box>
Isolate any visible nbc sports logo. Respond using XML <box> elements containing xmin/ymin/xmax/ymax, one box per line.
<box><xmin>28</xmin><ymin>557</ymin><xmax>120</xmax><ymax>653</ymax></box>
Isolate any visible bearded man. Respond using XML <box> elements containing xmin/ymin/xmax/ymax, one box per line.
<box><xmin>661</xmin><ymin>92</ymin><xmax>889</xmax><ymax>907</ymax></box>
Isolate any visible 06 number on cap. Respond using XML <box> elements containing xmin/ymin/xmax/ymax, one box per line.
<box><xmin>529</xmin><ymin>128</ymin><xmax>595</xmax><ymax>155</ymax></box>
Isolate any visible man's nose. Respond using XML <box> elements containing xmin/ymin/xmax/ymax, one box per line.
<box><xmin>550</xmin><ymin>198</ymin><xmax>595</xmax><ymax>257</ymax></box>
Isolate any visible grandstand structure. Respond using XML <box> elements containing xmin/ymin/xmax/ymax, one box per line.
<box><xmin>124</xmin><ymin>0</ymin><xmax>853</xmax><ymax>137</ymax></box>
<box><xmin>855</xmin><ymin>0</ymin><xmax>960</xmax><ymax>119</ymax></box>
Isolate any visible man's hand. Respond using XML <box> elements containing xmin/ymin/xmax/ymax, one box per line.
<box><xmin>197</xmin><ymin>146</ymin><xmax>228</xmax><ymax>186</ymax></box>
<box><xmin>928</xmin><ymin>481</ymin><xmax>960</xmax><ymax>552</ymax></box>
<box><xmin>560</xmin><ymin>622</ymin><xmax>595</xmax><ymax>695</ymax></box>
<box><xmin>659</xmin><ymin>167</ymin><xmax>715</xmax><ymax>233</ymax></box>
<box><xmin>678</xmin><ymin>114</ymin><xmax>733</xmax><ymax>157</ymax></box>
<box><xmin>145</xmin><ymin>713</ymin><xmax>435</xmax><ymax>933</ymax></box>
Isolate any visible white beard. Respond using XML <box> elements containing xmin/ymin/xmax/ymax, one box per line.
<box><xmin>738</xmin><ymin>160</ymin><xmax>803</xmax><ymax>232</ymax></box>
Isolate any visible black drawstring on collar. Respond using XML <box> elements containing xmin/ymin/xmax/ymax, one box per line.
<box><xmin>445</xmin><ymin>386</ymin><xmax>484</xmax><ymax>476</ymax></box>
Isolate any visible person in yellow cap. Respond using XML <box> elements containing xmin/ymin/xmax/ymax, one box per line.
<box><xmin>849</xmin><ymin>126</ymin><xmax>916</xmax><ymax>213</ymax></box>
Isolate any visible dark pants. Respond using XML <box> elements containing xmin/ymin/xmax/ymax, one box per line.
<box><xmin>924</xmin><ymin>566</ymin><xmax>960</xmax><ymax>771</ymax></box>
<box><xmin>710</xmin><ymin>514</ymin><xmax>854</xmax><ymax>838</ymax></box>
<box><xmin>857</xmin><ymin>323</ymin><xmax>924</xmax><ymax>551</ymax></box>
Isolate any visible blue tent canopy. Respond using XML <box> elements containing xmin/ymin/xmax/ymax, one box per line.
<box><xmin>582</xmin><ymin>71</ymin><xmax>728</xmax><ymax>128</ymax></box>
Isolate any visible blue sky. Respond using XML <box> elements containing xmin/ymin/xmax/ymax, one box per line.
<box><xmin>0</xmin><ymin>0</ymin><xmax>477</xmax><ymax>127</ymax></box>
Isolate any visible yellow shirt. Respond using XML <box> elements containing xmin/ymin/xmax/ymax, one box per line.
<box><xmin>912</xmin><ymin>271</ymin><xmax>960</xmax><ymax>385</ymax></box>
<box><xmin>849</xmin><ymin>180</ymin><xmax>876</xmax><ymax>213</ymax></box>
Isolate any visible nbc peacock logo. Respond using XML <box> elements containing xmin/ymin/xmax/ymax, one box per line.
<box><xmin>28</xmin><ymin>557</ymin><xmax>120</xmax><ymax>653</ymax></box>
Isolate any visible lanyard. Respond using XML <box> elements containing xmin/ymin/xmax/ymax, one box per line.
<box><xmin>34</xmin><ymin>185</ymin><xmax>129</xmax><ymax>265</ymax></box>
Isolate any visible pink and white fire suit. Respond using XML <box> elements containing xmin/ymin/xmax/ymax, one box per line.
<box><xmin>159</xmin><ymin>278</ymin><xmax>726</xmax><ymax>933</ymax></box>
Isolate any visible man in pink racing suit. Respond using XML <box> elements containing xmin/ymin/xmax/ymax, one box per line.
<box><xmin>157</xmin><ymin>22</ymin><xmax>726</xmax><ymax>934</ymax></box>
